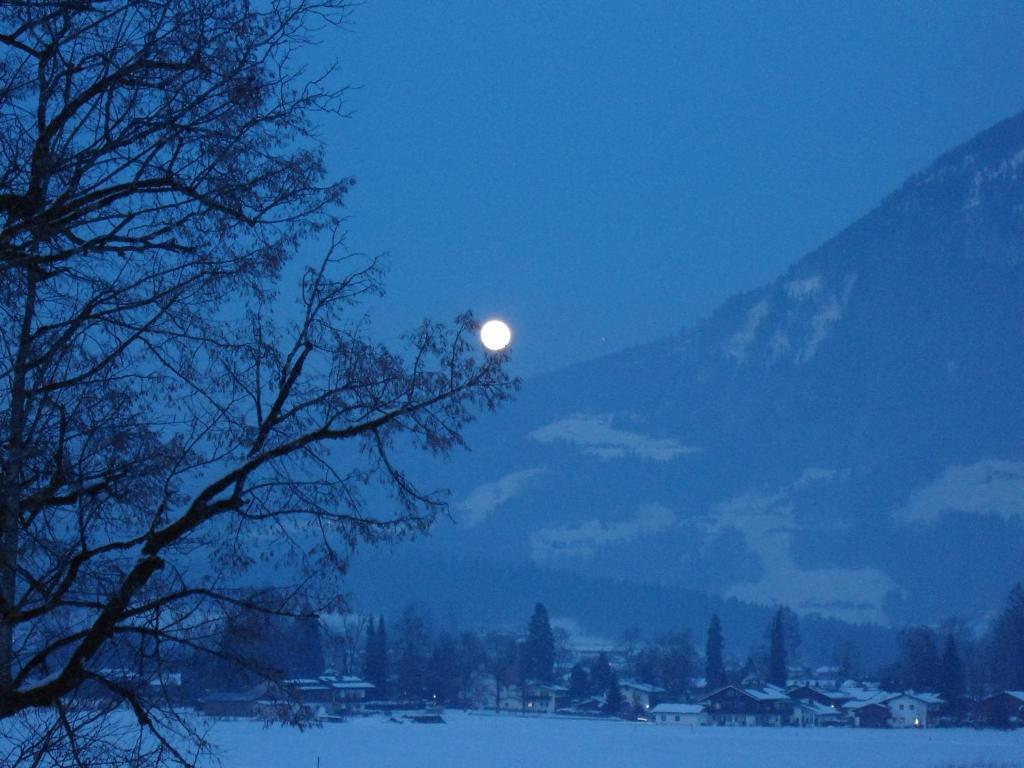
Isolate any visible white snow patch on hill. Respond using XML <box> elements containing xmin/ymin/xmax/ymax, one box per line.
<box><xmin>708</xmin><ymin>469</ymin><xmax>893</xmax><ymax>624</ymax></box>
<box><xmin>529</xmin><ymin>414</ymin><xmax>698</xmax><ymax>461</ymax></box>
<box><xmin>529</xmin><ymin>504</ymin><xmax>677</xmax><ymax>565</ymax></box>
<box><xmin>725</xmin><ymin>297</ymin><xmax>771</xmax><ymax>363</ymax></box>
<box><xmin>457</xmin><ymin>468</ymin><xmax>546</xmax><ymax>526</ymax></box>
<box><xmin>896</xmin><ymin>459</ymin><xmax>1024</xmax><ymax>522</ymax></box>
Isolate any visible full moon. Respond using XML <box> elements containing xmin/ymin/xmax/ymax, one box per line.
<box><xmin>480</xmin><ymin>319</ymin><xmax>512</xmax><ymax>351</ymax></box>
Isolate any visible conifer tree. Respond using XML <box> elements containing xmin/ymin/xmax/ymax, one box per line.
<box><xmin>938</xmin><ymin>634</ymin><xmax>965</xmax><ymax>703</ymax></box>
<box><xmin>363</xmin><ymin>615</ymin><xmax>388</xmax><ymax>698</ymax></box>
<box><xmin>768</xmin><ymin>608</ymin><xmax>787</xmax><ymax>687</ymax></box>
<box><xmin>603</xmin><ymin>671</ymin><xmax>623</xmax><ymax>716</ymax></box>
<box><xmin>363</xmin><ymin>617</ymin><xmax>377</xmax><ymax>679</ymax></box>
<box><xmin>589</xmin><ymin>652</ymin><xmax>614</xmax><ymax>696</ymax></box>
<box><xmin>289</xmin><ymin>611</ymin><xmax>325</xmax><ymax>678</ymax></box>
<box><xmin>524</xmin><ymin>603</ymin><xmax>555</xmax><ymax>681</ymax></box>
<box><xmin>395</xmin><ymin>606</ymin><xmax>429</xmax><ymax>699</ymax></box>
<box><xmin>898</xmin><ymin>626</ymin><xmax>939</xmax><ymax>691</ymax></box>
<box><xmin>990</xmin><ymin>583</ymin><xmax>1024</xmax><ymax>688</ymax></box>
<box><xmin>705</xmin><ymin>614</ymin><xmax>727</xmax><ymax>690</ymax></box>
<box><xmin>569</xmin><ymin>663</ymin><xmax>589</xmax><ymax>700</ymax></box>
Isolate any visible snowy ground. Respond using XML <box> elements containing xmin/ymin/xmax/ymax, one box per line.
<box><xmin>207</xmin><ymin>712</ymin><xmax>1024</xmax><ymax>768</ymax></box>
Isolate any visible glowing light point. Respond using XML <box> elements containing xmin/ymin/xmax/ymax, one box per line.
<box><xmin>480</xmin><ymin>319</ymin><xmax>512</xmax><ymax>351</ymax></box>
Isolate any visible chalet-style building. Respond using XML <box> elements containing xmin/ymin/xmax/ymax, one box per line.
<box><xmin>792</xmin><ymin>701</ymin><xmax>844</xmax><ymax>727</ymax></box>
<box><xmin>845</xmin><ymin>699</ymin><xmax>890</xmax><ymax>728</ymax></box>
<box><xmin>619</xmin><ymin>681</ymin><xmax>665</xmax><ymax>712</ymax></box>
<box><xmin>980</xmin><ymin>691</ymin><xmax>1024</xmax><ymax>728</ymax></box>
<box><xmin>787</xmin><ymin>685</ymin><xmax>850</xmax><ymax>709</ymax></box>
<box><xmin>844</xmin><ymin>691</ymin><xmax>943</xmax><ymax>728</ymax></box>
<box><xmin>525</xmin><ymin>681</ymin><xmax>571</xmax><ymax>713</ymax></box>
<box><xmin>699</xmin><ymin>685</ymin><xmax>794</xmax><ymax>726</ymax></box>
<box><xmin>650</xmin><ymin>703</ymin><xmax>705</xmax><ymax>726</ymax></box>
<box><xmin>198</xmin><ymin>689</ymin><xmax>265</xmax><ymax>718</ymax></box>
<box><xmin>282</xmin><ymin>677</ymin><xmax>333</xmax><ymax>706</ymax></box>
<box><xmin>331</xmin><ymin>676</ymin><xmax>377</xmax><ymax>707</ymax></box>
<box><xmin>283</xmin><ymin>674</ymin><xmax>376</xmax><ymax>711</ymax></box>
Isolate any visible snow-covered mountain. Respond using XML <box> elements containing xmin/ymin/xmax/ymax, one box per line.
<box><xmin>350</xmin><ymin>112</ymin><xmax>1024</xmax><ymax>639</ymax></box>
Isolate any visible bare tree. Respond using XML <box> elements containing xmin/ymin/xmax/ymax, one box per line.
<box><xmin>0</xmin><ymin>0</ymin><xmax>516</xmax><ymax>764</ymax></box>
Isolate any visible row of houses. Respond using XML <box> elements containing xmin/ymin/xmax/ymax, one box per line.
<box><xmin>198</xmin><ymin>674</ymin><xmax>376</xmax><ymax>720</ymax></box>
<box><xmin>193</xmin><ymin>669</ymin><xmax>1024</xmax><ymax>731</ymax></box>
<box><xmin>651</xmin><ymin>684</ymin><xmax>1024</xmax><ymax>729</ymax></box>
<box><xmin>471</xmin><ymin>675</ymin><xmax>1024</xmax><ymax>729</ymax></box>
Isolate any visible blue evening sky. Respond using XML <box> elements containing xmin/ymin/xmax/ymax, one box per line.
<box><xmin>316</xmin><ymin>0</ymin><xmax>1024</xmax><ymax>375</ymax></box>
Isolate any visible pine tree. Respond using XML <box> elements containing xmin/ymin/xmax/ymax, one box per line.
<box><xmin>363</xmin><ymin>617</ymin><xmax>378</xmax><ymax>682</ymax></box>
<box><xmin>425</xmin><ymin>633</ymin><xmax>459</xmax><ymax>705</ymax></box>
<box><xmin>568</xmin><ymin>662</ymin><xmax>589</xmax><ymax>700</ymax></box>
<box><xmin>395</xmin><ymin>605</ymin><xmax>429</xmax><ymax>699</ymax></box>
<box><xmin>524</xmin><ymin>603</ymin><xmax>555</xmax><ymax>682</ymax></box>
<box><xmin>898</xmin><ymin>626</ymin><xmax>939</xmax><ymax>691</ymax></box>
<box><xmin>938</xmin><ymin>634</ymin><xmax>965</xmax><ymax>703</ymax></box>
<box><xmin>768</xmin><ymin>608</ymin><xmax>787</xmax><ymax>687</ymax></box>
<box><xmin>705</xmin><ymin>614</ymin><xmax>726</xmax><ymax>691</ymax></box>
<box><xmin>289</xmin><ymin>610</ymin><xmax>325</xmax><ymax>678</ymax></box>
<box><xmin>589</xmin><ymin>652</ymin><xmax>614</xmax><ymax>696</ymax></box>
<box><xmin>603</xmin><ymin>671</ymin><xmax>623</xmax><ymax>716</ymax></box>
<box><xmin>991</xmin><ymin>583</ymin><xmax>1024</xmax><ymax>688</ymax></box>
<box><xmin>363</xmin><ymin>615</ymin><xmax>388</xmax><ymax>698</ymax></box>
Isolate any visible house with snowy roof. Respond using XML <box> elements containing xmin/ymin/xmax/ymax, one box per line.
<box><xmin>844</xmin><ymin>696</ymin><xmax>891</xmax><ymax>728</ymax></box>
<box><xmin>330</xmin><ymin>676</ymin><xmax>376</xmax><ymax>708</ymax></box>
<box><xmin>699</xmin><ymin>684</ymin><xmax>794</xmax><ymax>726</ymax></box>
<box><xmin>787</xmin><ymin>684</ymin><xmax>850</xmax><ymax>709</ymax></box>
<box><xmin>844</xmin><ymin>691</ymin><xmax>943</xmax><ymax>728</ymax></box>
<box><xmin>524</xmin><ymin>681</ymin><xmax>571</xmax><ymax>713</ymax></box>
<box><xmin>619</xmin><ymin>680</ymin><xmax>665</xmax><ymax>712</ymax></box>
<box><xmin>650</xmin><ymin>703</ymin><xmax>705</xmax><ymax>726</ymax></box>
<box><xmin>980</xmin><ymin>690</ymin><xmax>1024</xmax><ymax>728</ymax></box>
<box><xmin>792</xmin><ymin>700</ymin><xmax>845</xmax><ymax>727</ymax></box>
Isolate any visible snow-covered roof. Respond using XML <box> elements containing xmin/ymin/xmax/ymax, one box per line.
<box><xmin>746</xmin><ymin>685</ymin><xmax>791</xmax><ymax>702</ymax></box>
<box><xmin>844</xmin><ymin>693</ymin><xmax>894</xmax><ymax>711</ymax></box>
<box><xmin>789</xmin><ymin>685</ymin><xmax>847</xmax><ymax>700</ymax></box>
<box><xmin>333</xmin><ymin>680</ymin><xmax>375</xmax><ymax>690</ymax></box>
<box><xmin>529</xmin><ymin>682</ymin><xmax>570</xmax><ymax>693</ymax></box>
<box><xmin>699</xmin><ymin>684</ymin><xmax>791</xmax><ymax>703</ymax></box>
<box><xmin>650</xmin><ymin>703</ymin><xmax>704</xmax><ymax>715</ymax></box>
<box><xmin>839</xmin><ymin>685</ymin><xmax>885</xmax><ymax>701</ymax></box>
<box><xmin>620</xmin><ymin>681</ymin><xmax>666</xmax><ymax>694</ymax></box>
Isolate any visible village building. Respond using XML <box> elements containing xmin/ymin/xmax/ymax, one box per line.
<box><xmin>619</xmin><ymin>681</ymin><xmax>665</xmax><ymax>712</ymax></box>
<box><xmin>844</xmin><ymin>691</ymin><xmax>943</xmax><ymax>728</ymax></box>
<box><xmin>793</xmin><ymin>700</ymin><xmax>844</xmax><ymax>727</ymax></box>
<box><xmin>198</xmin><ymin>688</ymin><xmax>265</xmax><ymax>719</ymax></box>
<box><xmin>886</xmin><ymin>693</ymin><xmax>941</xmax><ymax>728</ymax></box>
<box><xmin>699</xmin><ymin>685</ymin><xmax>794</xmax><ymax>727</ymax></box>
<box><xmin>845</xmin><ymin>699</ymin><xmax>890</xmax><ymax>728</ymax></box>
<box><xmin>525</xmin><ymin>681</ymin><xmax>571</xmax><ymax>713</ymax></box>
<box><xmin>980</xmin><ymin>691</ymin><xmax>1024</xmax><ymax>728</ymax></box>
<box><xmin>650</xmin><ymin>703</ymin><xmax>705</xmax><ymax>726</ymax></box>
<box><xmin>282</xmin><ymin>677</ymin><xmax>334</xmax><ymax>706</ymax></box>
<box><xmin>787</xmin><ymin>685</ymin><xmax>850</xmax><ymax>709</ymax></box>
<box><xmin>330</xmin><ymin>676</ymin><xmax>377</xmax><ymax>708</ymax></box>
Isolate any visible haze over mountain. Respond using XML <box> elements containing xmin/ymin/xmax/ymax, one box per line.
<box><xmin>347</xmin><ymin>111</ymin><xmax>1024</xmax><ymax>650</ymax></box>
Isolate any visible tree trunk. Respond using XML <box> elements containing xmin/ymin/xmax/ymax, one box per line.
<box><xmin>0</xmin><ymin>272</ymin><xmax>34</xmax><ymax>693</ymax></box>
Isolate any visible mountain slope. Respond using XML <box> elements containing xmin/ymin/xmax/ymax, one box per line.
<box><xmin>355</xmin><ymin>111</ymin><xmax>1024</xmax><ymax>635</ymax></box>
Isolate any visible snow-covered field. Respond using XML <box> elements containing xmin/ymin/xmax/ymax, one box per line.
<box><xmin>208</xmin><ymin>712</ymin><xmax>1024</xmax><ymax>768</ymax></box>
